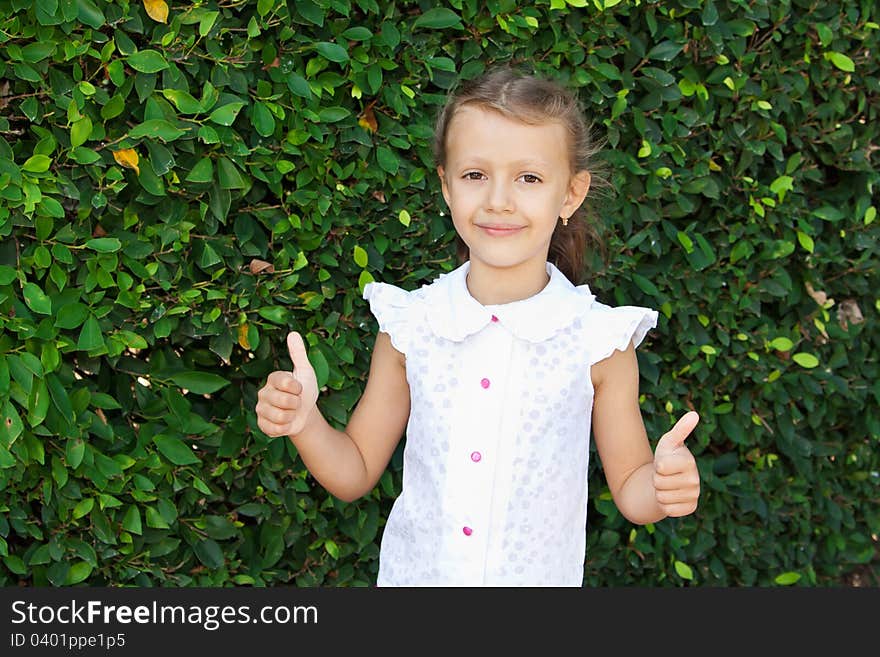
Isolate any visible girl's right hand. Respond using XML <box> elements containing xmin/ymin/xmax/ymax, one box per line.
<box><xmin>256</xmin><ymin>332</ymin><xmax>319</xmax><ymax>438</ymax></box>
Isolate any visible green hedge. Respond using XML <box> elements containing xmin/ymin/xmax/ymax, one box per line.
<box><xmin>0</xmin><ymin>0</ymin><xmax>877</xmax><ymax>587</ymax></box>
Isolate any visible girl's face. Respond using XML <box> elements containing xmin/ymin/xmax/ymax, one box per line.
<box><xmin>438</xmin><ymin>105</ymin><xmax>591</xmax><ymax>275</ymax></box>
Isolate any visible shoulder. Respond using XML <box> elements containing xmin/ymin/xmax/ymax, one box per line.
<box><xmin>590</xmin><ymin>338</ymin><xmax>638</xmax><ymax>389</ymax></box>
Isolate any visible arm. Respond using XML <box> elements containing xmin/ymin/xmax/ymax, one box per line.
<box><xmin>591</xmin><ymin>341</ymin><xmax>700</xmax><ymax>525</ymax></box>
<box><xmin>256</xmin><ymin>331</ymin><xmax>410</xmax><ymax>502</ymax></box>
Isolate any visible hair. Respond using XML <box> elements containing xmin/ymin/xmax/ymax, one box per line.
<box><xmin>432</xmin><ymin>66</ymin><xmax>609</xmax><ymax>285</ymax></box>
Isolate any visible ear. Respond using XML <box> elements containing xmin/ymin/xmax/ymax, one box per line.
<box><xmin>560</xmin><ymin>170</ymin><xmax>592</xmax><ymax>220</ymax></box>
<box><xmin>437</xmin><ymin>165</ymin><xmax>451</xmax><ymax>207</ymax></box>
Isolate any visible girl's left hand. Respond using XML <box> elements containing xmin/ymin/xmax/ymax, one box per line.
<box><xmin>652</xmin><ymin>411</ymin><xmax>701</xmax><ymax>517</ymax></box>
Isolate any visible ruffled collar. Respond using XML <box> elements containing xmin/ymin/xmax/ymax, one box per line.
<box><xmin>422</xmin><ymin>261</ymin><xmax>595</xmax><ymax>343</ymax></box>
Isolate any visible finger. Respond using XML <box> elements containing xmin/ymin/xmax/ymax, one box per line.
<box><xmin>655</xmin><ymin>410</ymin><xmax>700</xmax><ymax>453</ymax></box>
<box><xmin>259</xmin><ymin>403</ymin><xmax>296</xmax><ymax>427</ymax></box>
<box><xmin>660</xmin><ymin>502</ymin><xmax>698</xmax><ymax>518</ymax></box>
<box><xmin>287</xmin><ymin>331</ymin><xmax>311</xmax><ymax>379</ymax></box>
<box><xmin>258</xmin><ymin>417</ymin><xmax>293</xmax><ymax>438</ymax></box>
<box><xmin>654</xmin><ymin>450</ymin><xmax>697</xmax><ymax>477</ymax></box>
<box><xmin>655</xmin><ymin>487</ymin><xmax>699</xmax><ymax>506</ymax></box>
<box><xmin>264</xmin><ymin>390</ymin><xmax>300</xmax><ymax>411</ymax></box>
<box><xmin>654</xmin><ymin>471</ymin><xmax>700</xmax><ymax>491</ymax></box>
<box><xmin>267</xmin><ymin>371</ymin><xmax>302</xmax><ymax>394</ymax></box>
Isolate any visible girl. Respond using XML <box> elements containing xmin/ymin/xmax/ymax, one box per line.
<box><xmin>256</xmin><ymin>68</ymin><xmax>701</xmax><ymax>586</ymax></box>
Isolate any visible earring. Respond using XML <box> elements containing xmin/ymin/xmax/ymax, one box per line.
<box><xmin>561</xmin><ymin>216</ymin><xmax>568</xmax><ymax>227</ymax></box>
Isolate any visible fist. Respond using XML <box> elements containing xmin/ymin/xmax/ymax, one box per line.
<box><xmin>653</xmin><ymin>411</ymin><xmax>701</xmax><ymax>518</ymax></box>
<box><xmin>256</xmin><ymin>332</ymin><xmax>319</xmax><ymax>437</ymax></box>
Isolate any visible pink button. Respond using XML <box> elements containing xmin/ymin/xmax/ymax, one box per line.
<box><xmin>470</xmin><ymin>451</ymin><xmax>482</xmax><ymax>462</ymax></box>
<box><xmin>481</xmin><ymin>378</ymin><xmax>490</xmax><ymax>389</ymax></box>
<box><xmin>462</xmin><ymin>526</ymin><xmax>473</xmax><ymax>536</ymax></box>
<box><xmin>491</xmin><ymin>315</ymin><xmax>499</xmax><ymax>322</ymax></box>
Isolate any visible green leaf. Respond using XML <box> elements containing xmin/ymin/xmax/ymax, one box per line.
<box><xmin>377</xmin><ymin>147</ymin><xmax>398</xmax><ymax>174</ymax></box>
<box><xmin>47</xmin><ymin>374</ymin><xmax>75</xmax><ymax>425</ymax></box>
<box><xmin>309</xmin><ymin>347</ymin><xmax>329</xmax><ymax>389</ymax></box>
<box><xmin>796</xmin><ymin>231</ymin><xmax>814</xmax><ymax>253</ymax></box>
<box><xmin>647</xmin><ymin>40</ymin><xmax>684</xmax><ymax>61</ymax></box>
<box><xmin>129</xmin><ymin>119</ymin><xmax>186</xmax><ymax>142</ymax></box>
<box><xmin>162</xmin><ymin>89</ymin><xmax>203</xmax><ymax>114</ymax></box>
<box><xmin>286</xmin><ymin>73</ymin><xmax>312</xmax><ymax>99</ymax></box>
<box><xmin>66</xmin><ymin>561</ymin><xmax>92</xmax><ymax>584</ymax></box>
<box><xmin>77</xmin><ymin>315</ymin><xmax>105</xmax><ymax>351</ymax></box>
<box><xmin>168</xmin><ymin>371</ymin><xmax>231</xmax><ymax>394</ymax></box>
<box><xmin>317</xmin><ymin>107</ymin><xmax>350</xmax><ymax>123</ymax></box>
<box><xmin>193</xmin><ymin>538</ymin><xmax>224</xmax><ymax>569</ymax></box>
<box><xmin>769</xmin><ymin>175</ymin><xmax>794</xmax><ymax>201</ymax></box>
<box><xmin>813</xmin><ymin>206</ymin><xmax>844</xmax><ymax>222</ymax></box>
<box><xmin>154</xmin><ymin>434</ymin><xmax>201</xmax><ymax>465</ymax></box>
<box><xmin>258</xmin><ymin>306</ymin><xmax>289</xmax><ymax>324</ymax></box>
<box><xmin>186</xmin><ymin>157</ymin><xmax>214</xmax><ymax>183</ymax></box>
<box><xmin>72</xmin><ymin>497</ymin><xmax>94</xmax><ymax>519</ymax></box>
<box><xmin>295</xmin><ymin>0</ymin><xmax>325</xmax><ymax>26</ymax></box>
<box><xmin>774</xmin><ymin>572</ymin><xmax>801</xmax><ymax>585</ymax></box>
<box><xmin>23</xmin><ymin>155</ymin><xmax>51</xmax><ymax>172</ymax></box>
<box><xmin>824</xmin><ymin>51</ymin><xmax>855</xmax><ymax>72</ymax></box>
<box><xmin>315</xmin><ymin>41</ymin><xmax>349</xmax><ymax>63</ymax></box>
<box><xmin>631</xmin><ymin>273</ymin><xmax>660</xmax><ymax>297</ymax></box>
<box><xmin>0</xmin><ymin>265</ymin><xmax>18</xmax><ymax>285</ymax></box>
<box><xmin>70</xmin><ymin>116</ymin><xmax>92</xmax><ymax>148</ymax></box>
<box><xmin>769</xmin><ymin>337</ymin><xmax>794</xmax><ymax>352</ymax></box>
<box><xmin>217</xmin><ymin>158</ymin><xmax>246</xmax><ymax>189</ymax></box>
<box><xmin>358</xmin><ymin>269</ymin><xmax>376</xmax><ymax>294</ymax></box>
<box><xmin>145</xmin><ymin>506</ymin><xmax>170</xmax><ymax>529</ymax></box>
<box><xmin>413</xmin><ymin>7</ymin><xmax>462</xmax><ymax>29</ymax></box>
<box><xmin>342</xmin><ymin>27</ymin><xmax>373</xmax><ymax>41</ymax></box>
<box><xmin>353</xmin><ymin>245</ymin><xmax>368</xmax><ymax>268</ymax></box>
<box><xmin>792</xmin><ymin>353</ymin><xmax>819</xmax><ymax>368</ymax></box>
<box><xmin>66</xmin><ymin>439</ymin><xmax>86</xmax><ymax>468</ymax></box>
<box><xmin>23</xmin><ymin>282</ymin><xmax>52</xmax><ymax>314</ymax></box>
<box><xmin>674</xmin><ymin>560</ymin><xmax>694</xmax><ymax>580</ymax></box>
<box><xmin>252</xmin><ymin>102</ymin><xmax>276</xmax><ymax>137</ymax></box>
<box><xmin>208</xmin><ymin>102</ymin><xmax>246</xmax><ymax>126</ymax></box>
<box><xmin>70</xmin><ymin>146</ymin><xmax>101</xmax><ymax>164</ymax></box>
<box><xmin>1</xmin><ymin>400</ymin><xmax>24</xmax><ymax>446</ymax></box>
<box><xmin>76</xmin><ymin>0</ymin><xmax>105</xmax><ymax>28</ymax></box>
<box><xmin>21</xmin><ymin>42</ymin><xmax>55</xmax><ymax>63</ymax></box>
<box><xmin>127</xmin><ymin>50</ymin><xmax>169</xmax><ymax>74</ymax></box>
<box><xmin>398</xmin><ymin>209</ymin><xmax>411</xmax><ymax>227</ymax></box>
<box><xmin>122</xmin><ymin>506</ymin><xmax>143</xmax><ymax>535</ymax></box>
<box><xmin>86</xmin><ymin>237</ymin><xmax>122</xmax><ymax>253</ymax></box>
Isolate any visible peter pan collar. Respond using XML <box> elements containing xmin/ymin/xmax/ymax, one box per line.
<box><xmin>422</xmin><ymin>261</ymin><xmax>596</xmax><ymax>343</ymax></box>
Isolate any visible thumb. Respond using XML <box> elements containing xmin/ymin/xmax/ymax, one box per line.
<box><xmin>287</xmin><ymin>331</ymin><xmax>312</xmax><ymax>378</ymax></box>
<box><xmin>655</xmin><ymin>410</ymin><xmax>700</xmax><ymax>455</ymax></box>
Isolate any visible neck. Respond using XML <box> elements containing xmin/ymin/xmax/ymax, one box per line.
<box><xmin>465</xmin><ymin>258</ymin><xmax>551</xmax><ymax>305</ymax></box>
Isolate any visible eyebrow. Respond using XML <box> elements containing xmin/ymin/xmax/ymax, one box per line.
<box><xmin>454</xmin><ymin>156</ymin><xmax>553</xmax><ymax>170</ymax></box>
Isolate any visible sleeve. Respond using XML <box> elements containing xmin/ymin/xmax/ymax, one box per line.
<box><xmin>362</xmin><ymin>282</ymin><xmax>416</xmax><ymax>355</ymax></box>
<box><xmin>585</xmin><ymin>300</ymin><xmax>659</xmax><ymax>366</ymax></box>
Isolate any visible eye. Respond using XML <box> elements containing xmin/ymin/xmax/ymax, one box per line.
<box><xmin>463</xmin><ymin>171</ymin><xmax>485</xmax><ymax>181</ymax></box>
<box><xmin>519</xmin><ymin>173</ymin><xmax>542</xmax><ymax>184</ymax></box>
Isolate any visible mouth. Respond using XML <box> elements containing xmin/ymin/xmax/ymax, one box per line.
<box><xmin>475</xmin><ymin>224</ymin><xmax>525</xmax><ymax>237</ymax></box>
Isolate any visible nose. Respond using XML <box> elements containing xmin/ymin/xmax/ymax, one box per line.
<box><xmin>486</xmin><ymin>179</ymin><xmax>514</xmax><ymax>213</ymax></box>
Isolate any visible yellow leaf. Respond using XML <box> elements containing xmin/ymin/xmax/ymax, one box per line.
<box><xmin>144</xmin><ymin>0</ymin><xmax>169</xmax><ymax>24</ymax></box>
<box><xmin>113</xmin><ymin>149</ymin><xmax>140</xmax><ymax>175</ymax></box>
<box><xmin>358</xmin><ymin>104</ymin><xmax>378</xmax><ymax>133</ymax></box>
<box><xmin>237</xmin><ymin>323</ymin><xmax>250</xmax><ymax>350</ymax></box>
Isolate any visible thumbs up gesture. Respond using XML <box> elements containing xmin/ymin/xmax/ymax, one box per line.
<box><xmin>653</xmin><ymin>411</ymin><xmax>701</xmax><ymax>518</ymax></box>
<box><xmin>256</xmin><ymin>332</ymin><xmax>320</xmax><ymax>438</ymax></box>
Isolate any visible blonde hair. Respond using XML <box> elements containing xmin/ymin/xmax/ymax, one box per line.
<box><xmin>433</xmin><ymin>67</ymin><xmax>607</xmax><ymax>283</ymax></box>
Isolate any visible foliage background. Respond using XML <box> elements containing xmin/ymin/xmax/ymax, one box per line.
<box><xmin>0</xmin><ymin>0</ymin><xmax>877</xmax><ymax>587</ymax></box>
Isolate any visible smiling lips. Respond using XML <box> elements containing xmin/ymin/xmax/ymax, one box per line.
<box><xmin>476</xmin><ymin>224</ymin><xmax>525</xmax><ymax>237</ymax></box>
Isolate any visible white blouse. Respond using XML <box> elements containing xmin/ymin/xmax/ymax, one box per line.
<box><xmin>363</xmin><ymin>261</ymin><xmax>657</xmax><ymax>586</ymax></box>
